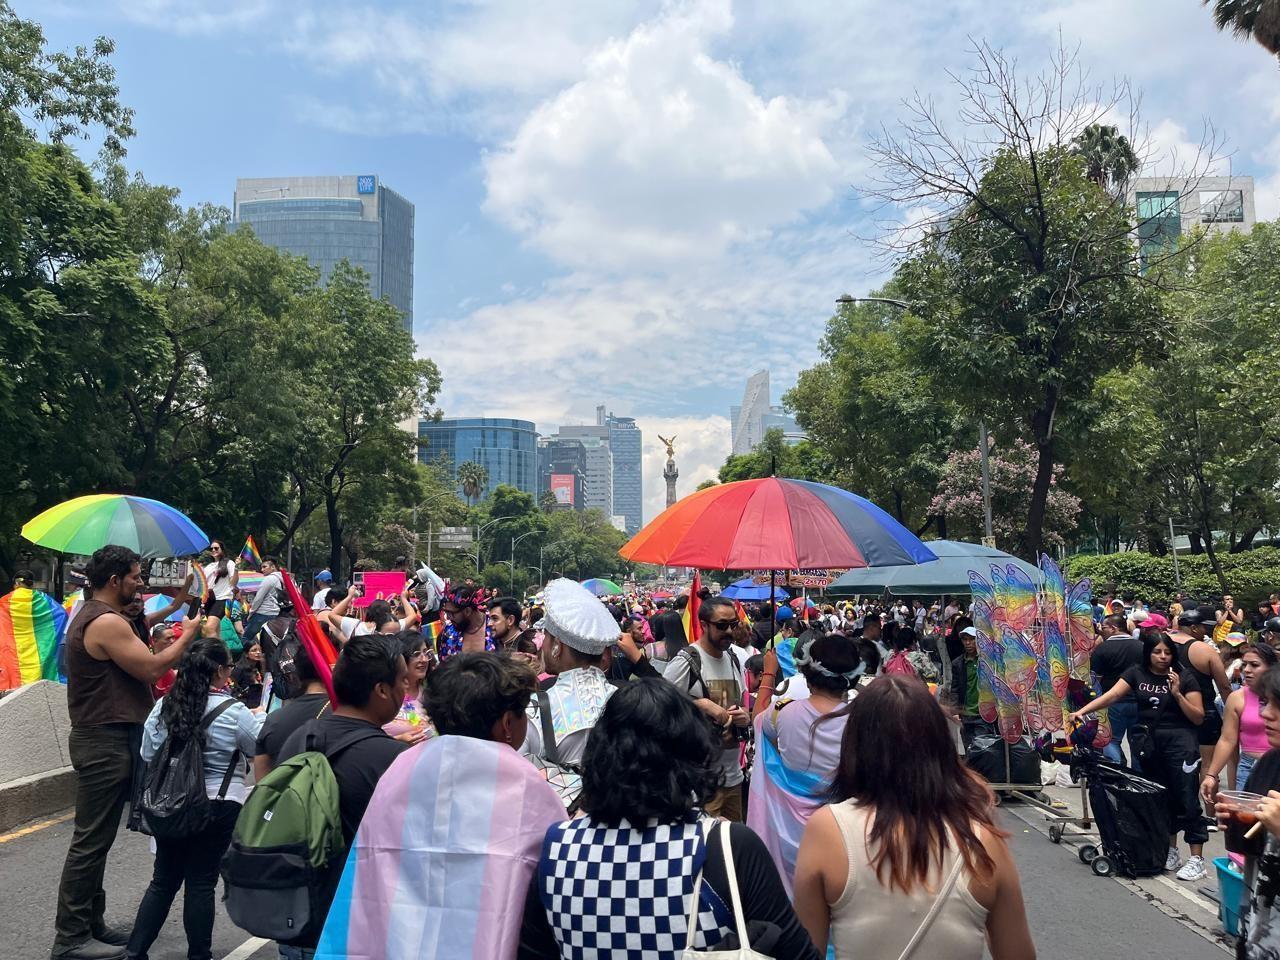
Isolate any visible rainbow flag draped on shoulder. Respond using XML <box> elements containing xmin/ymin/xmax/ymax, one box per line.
<box><xmin>315</xmin><ymin>736</ymin><xmax>565</xmax><ymax>960</ymax></box>
<box><xmin>0</xmin><ymin>587</ymin><xmax>68</xmax><ymax>689</ymax></box>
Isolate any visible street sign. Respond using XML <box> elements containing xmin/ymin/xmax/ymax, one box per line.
<box><xmin>438</xmin><ymin>526</ymin><xmax>471</xmax><ymax>536</ymax></box>
<box><xmin>147</xmin><ymin>558</ymin><xmax>191</xmax><ymax>588</ymax></box>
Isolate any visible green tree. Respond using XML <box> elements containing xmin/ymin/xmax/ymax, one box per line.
<box><xmin>1071</xmin><ymin>123</ymin><xmax>1139</xmax><ymax>192</ymax></box>
<box><xmin>784</xmin><ymin>293</ymin><xmax>963</xmax><ymax>532</ymax></box>
<box><xmin>872</xmin><ymin>43</ymin><xmax>1176</xmax><ymax>556</ymax></box>
<box><xmin>457</xmin><ymin>461</ymin><xmax>489</xmax><ymax>506</ymax></box>
<box><xmin>1202</xmin><ymin>0</ymin><xmax>1280</xmax><ymax>55</ymax></box>
<box><xmin>718</xmin><ymin>430</ymin><xmax>840</xmax><ymax>486</ymax></box>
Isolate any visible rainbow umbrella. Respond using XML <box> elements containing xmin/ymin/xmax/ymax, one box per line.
<box><xmin>0</xmin><ymin>587</ymin><xmax>67</xmax><ymax>690</ymax></box>
<box><xmin>22</xmin><ymin>494</ymin><xmax>209</xmax><ymax>558</ymax></box>
<box><xmin>619</xmin><ymin>477</ymin><xmax>937</xmax><ymax>570</ymax></box>
<box><xmin>581</xmin><ymin>578</ymin><xmax>622</xmax><ymax>597</ymax></box>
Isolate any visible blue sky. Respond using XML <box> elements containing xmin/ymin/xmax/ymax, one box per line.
<box><xmin>33</xmin><ymin>0</ymin><xmax>1280</xmax><ymax>523</ymax></box>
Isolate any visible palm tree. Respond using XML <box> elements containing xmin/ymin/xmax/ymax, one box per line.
<box><xmin>1071</xmin><ymin>124</ymin><xmax>1139</xmax><ymax>192</ymax></box>
<box><xmin>457</xmin><ymin>461</ymin><xmax>489</xmax><ymax>506</ymax></box>
<box><xmin>1203</xmin><ymin>0</ymin><xmax>1280</xmax><ymax>56</ymax></box>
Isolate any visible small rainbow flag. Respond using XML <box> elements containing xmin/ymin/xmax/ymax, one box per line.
<box><xmin>239</xmin><ymin>535</ymin><xmax>262</xmax><ymax>570</ymax></box>
<box><xmin>681</xmin><ymin>571</ymin><xmax>703</xmax><ymax>644</ymax></box>
<box><xmin>0</xmin><ymin>587</ymin><xmax>68</xmax><ymax>690</ymax></box>
<box><xmin>190</xmin><ymin>561</ymin><xmax>210</xmax><ymax>601</ymax></box>
<box><xmin>425</xmin><ymin>618</ymin><xmax>444</xmax><ymax>650</ymax></box>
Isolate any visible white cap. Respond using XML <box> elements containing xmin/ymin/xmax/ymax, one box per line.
<box><xmin>543</xmin><ymin>578</ymin><xmax>621</xmax><ymax>655</ymax></box>
<box><xmin>961</xmin><ymin>626</ymin><xmax>978</xmax><ymax>637</ymax></box>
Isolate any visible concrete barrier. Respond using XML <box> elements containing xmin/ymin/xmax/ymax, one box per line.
<box><xmin>0</xmin><ymin>681</ymin><xmax>75</xmax><ymax>831</ymax></box>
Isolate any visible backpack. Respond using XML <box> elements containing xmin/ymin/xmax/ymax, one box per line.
<box><xmin>263</xmin><ymin>621</ymin><xmax>308</xmax><ymax>701</ymax></box>
<box><xmin>138</xmin><ymin>698</ymin><xmax>241</xmax><ymax>840</ymax></box>
<box><xmin>532</xmin><ymin>689</ymin><xmax>584</xmax><ymax>814</ymax></box>
<box><xmin>219</xmin><ymin>727</ymin><xmax>381</xmax><ymax>942</ymax></box>
<box><xmin>883</xmin><ymin>650</ymin><xmax>918</xmax><ymax>678</ymax></box>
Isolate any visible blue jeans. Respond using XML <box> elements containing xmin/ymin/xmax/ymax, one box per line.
<box><xmin>1103</xmin><ymin>699</ymin><xmax>1140</xmax><ymax>770</ymax></box>
<box><xmin>242</xmin><ymin>612</ymin><xmax>272</xmax><ymax>647</ymax></box>
<box><xmin>1239</xmin><ymin>754</ymin><xmax>1258</xmax><ymax>792</ymax></box>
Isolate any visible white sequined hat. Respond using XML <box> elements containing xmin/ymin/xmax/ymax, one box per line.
<box><xmin>543</xmin><ymin>578</ymin><xmax>621</xmax><ymax>655</ymax></box>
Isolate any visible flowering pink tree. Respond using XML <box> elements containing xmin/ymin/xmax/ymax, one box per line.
<box><xmin>929</xmin><ymin>438</ymin><xmax>1081</xmax><ymax>550</ymax></box>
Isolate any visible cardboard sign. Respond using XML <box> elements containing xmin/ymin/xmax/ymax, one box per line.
<box><xmin>352</xmin><ymin>571</ymin><xmax>407</xmax><ymax>608</ymax></box>
<box><xmin>750</xmin><ymin>569</ymin><xmax>845</xmax><ymax>589</ymax></box>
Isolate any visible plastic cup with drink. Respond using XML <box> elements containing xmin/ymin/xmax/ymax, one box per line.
<box><xmin>1219</xmin><ymin>790</ymin><xmax>1266</xmax><ymax>856</ymax></box>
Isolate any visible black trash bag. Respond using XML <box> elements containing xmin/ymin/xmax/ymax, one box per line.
<box><xmin>965</xmin><ymin>731</ymin><xmax>1042</xmax><ymax>788</ymax></box>
<box><xmin>1087</xmin><ymin>761</ymin><xmax>1169</xmax><ymax>878</ymax></box>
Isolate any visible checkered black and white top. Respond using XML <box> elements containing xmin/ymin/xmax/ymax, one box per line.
<box><xmin>537</xmin><ymin>814</ymin><xmax>732</xmax><ymax>959</ymax></box>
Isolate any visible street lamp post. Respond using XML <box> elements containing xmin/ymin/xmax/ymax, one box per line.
<box><xmin>473</xmin><ymin>518</ymin><xmax>505</xmax><ymax>575</ymax></box>
<box><xmin>511</xmin><ymin>531</ymin><xmax>538</xmax><ymax>595</ymax></box>
<box><xmin>539</xmin><ymin>540</ymin><xmax>569</xmax><ymax>586</ymax></box>
<box><xmin>835</xmin><ymin>294</ymin><xmax>996</xmax><ymax>545</ymax></box>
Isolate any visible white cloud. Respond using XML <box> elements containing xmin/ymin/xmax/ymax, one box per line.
<box><xmin>482</xmin><ymin>0</ymin><xmax>846</xmax><ymax>270</ymax></box>
<box><xmin>113</xmin><ymin>0</ymin><xmax>273</xmax><ymax>33</ymax></box>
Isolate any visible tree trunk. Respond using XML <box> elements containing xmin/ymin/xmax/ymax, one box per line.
<box><xmin>1202</xmin><ymin>525</ymin><xmax>1229</xmax><ymax>595</ymax></box>
<box><xmin>1233</xmin><ymin>527</ymin><xmax>1261</xmax><ymax>553</ymax></box>
<box><xmin>326</xmin><ymin>491</ymin><xmax>343</xmax><ymax>583</ymax></box>
<box><xmin>1020</xmin><ymin>402</ymin><xmax>1058</xmax><ymax>559</ymax></box>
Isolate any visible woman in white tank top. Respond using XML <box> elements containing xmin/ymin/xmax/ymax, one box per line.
<box><xmin>792</xmin><ymin>675</ymin><xmax>1036</xmax><ymax>960</ymax></box>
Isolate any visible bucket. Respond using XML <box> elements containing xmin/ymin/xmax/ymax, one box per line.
<box><xmin>1215</xmin><ymin>856</ymin><xmax>1246</xmax><ymax>937</ymax></box>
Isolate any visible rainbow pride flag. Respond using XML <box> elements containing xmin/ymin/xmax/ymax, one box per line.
<box><xmin>239</xmin><ymin>535</ymin><xmax>262</xmax><ymax>570</ymax></box>
<box><xmin>0</xmin><ymin>587</ymin><xmax>68</xmax><ymax>690</ymax></box>
<box><xmin>424</xmin><ymin>618</ymin><xmax>444</xmax><ymax>650</ymax></box>
<box><xmin>680</xmin><ymin>570</ymin><xmax>703</xmax><ymax>644</ymax></box>
<box><xmin>190</xmin><ymin>561</ymin><xmax>210</xmax><ymax>601</ymax></box>
<box><xmin>315</xmin><ymin>736</ymin><xmax>565</xmax><ymax>960</ymax></box>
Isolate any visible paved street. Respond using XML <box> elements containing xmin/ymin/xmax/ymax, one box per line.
<box><xmin>0</xmin><ymin>787</ymin><xmax>1232</xmax><ymax>960</ymax></box>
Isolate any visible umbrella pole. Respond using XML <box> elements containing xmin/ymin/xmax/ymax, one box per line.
<box><xmin>769</xmin><ymin>570</ymin><xmax>777</xmax><ymax>650</ymax></box>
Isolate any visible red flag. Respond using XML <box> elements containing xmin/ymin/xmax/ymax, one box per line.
<box><xmin>681</xmin><ymin>571</ymin><xmax>703</xmax><ymax>643</ymax></box>
<box><xmin>281</xmin><ymin>570</ymin><xmax>339</xmax><ymax>704</ymax></box>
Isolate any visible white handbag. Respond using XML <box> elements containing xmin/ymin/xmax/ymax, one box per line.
<box><xmin>681</xmin><ymin>820</ymin><xmax>773</xmax><ymax>959</ymax></box>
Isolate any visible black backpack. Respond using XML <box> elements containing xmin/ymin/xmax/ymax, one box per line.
<box><xmin>138</xmin><ymin>699</ymin><xmax>242</xmax><ymax>839</ymax></box>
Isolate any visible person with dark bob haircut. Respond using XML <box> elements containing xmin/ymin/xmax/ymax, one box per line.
<box><xmin>1071</xmin><ymin>629</ymin><xmax>1208</xmax><ymax>881</ymax></box>
<box><xmin>423</xmin><ymin>651</ymin><xmax>536</xmax><ymax>744</ymax></box>
<box><xmin>794</xmin><ymin>675</ymin><xmax>1034</xmax><ymax>959</ymax></box>
<box><xmin>522</xmin><ymin>679</ymin><xmax>820</xmax><ymax>959</ymax></box>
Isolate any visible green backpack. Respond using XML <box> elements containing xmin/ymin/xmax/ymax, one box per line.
<box><xmin>220</xmin><ymin>728</ymin><xmax>379</xmax><ymax>942</ymax></box>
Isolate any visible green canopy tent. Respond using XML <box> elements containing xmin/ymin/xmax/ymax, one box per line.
<box><xmin>826</xmin><ymin>540</ymin><xmax>1041</xmax><ymax>597</ymax></box>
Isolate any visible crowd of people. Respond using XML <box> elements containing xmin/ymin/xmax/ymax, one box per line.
<box><xmin>46</xmin><ymin>538</ymin><xmax>1280</xmax><ymax>959</ymax></box>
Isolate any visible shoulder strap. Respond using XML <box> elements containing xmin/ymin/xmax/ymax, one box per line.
<box><xmin>199</xmin><ymin>697</ymin><xmax>239</xmax><ymax>733</ymax></box>
<box><xmin>896</xmin><ymin>841</ymin><xmax>965</xmax><ymax>960</ymax></box>
<box><xmin>716</xmin><ymin>819</ymin><xmax>753</xmax><ymax>953</ymax></box>
<box><xmin>536</xmin><ymin>689</ymin><xmax>562</xmax><ymax>765</ymax></box>
<box><xmin>683</xmin><ymin>818</ymin><xmax>715</xmax><ymax>952</ymax></box>
<box><xmin>323</xmin><ymin>727</ymin><xmax>386</xmax><ymax>763</ymax></box>
<box><xmin>679</xmin><ymin>646</ymin><xmax>708</xmax><ymax>699</ymax></box>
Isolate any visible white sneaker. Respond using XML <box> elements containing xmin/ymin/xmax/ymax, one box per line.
<box><xmin>1176</xmin><ymin>855</ymin><xmax>1207</xmax><ymax>882</ymax></box>
<box><xmin>1165</xmin><ymin>847</ymin><xmax>1182</xmax><ymax>872</ymax></box>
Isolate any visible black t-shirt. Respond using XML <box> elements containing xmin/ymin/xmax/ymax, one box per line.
<box><xmin>518</xmin><ymin>822</ymin><xmax>819</xmax><ymax>959</ymax></box>
<box><xmin>278</xmin><ymin>713</ymin><xmax>408</xmax><ymax>844</ymax></box>
<box><xmin>1091</xmin><ymin>636</ymin><xmax>1144</xmax><ymax>696</ymax></box>
<box><xmin>1244</xmin><ymin>748</ymin><xmax>1280</xmax><ymax>795</ymax></box>
<box><xmin>255</xmin><ymin>692</ymin><xmax>330</xmax><ymax>765</ymax></box>
<box><xmin>1120</xmin><ymin>665</ymin><xmax>1201</xmax><ymax>729</ymax></box>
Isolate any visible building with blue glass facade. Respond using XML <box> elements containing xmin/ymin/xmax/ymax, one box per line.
<box><xmin>233</xmin><ymin>175</ymin><xmax>414</xmax><ymax>331</ymax></box>
<box><xmin>418</xmin><ymin>417</ymin><xmax>538</xmax><ymax>499</ymax></box>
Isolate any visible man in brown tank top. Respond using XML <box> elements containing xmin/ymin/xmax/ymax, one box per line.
<box><xmin>52</xmin><ymin>545</ymin><xmax>195</xmax><ymax>960</ymax></box>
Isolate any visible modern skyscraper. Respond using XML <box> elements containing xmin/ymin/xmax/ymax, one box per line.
<box><xmin>1131</xmin><ymin>175</ymin><xmax>1255</xmax><ymax>267</ymax></box>
<box><xmin>233</xmin><ymin>175</ymin><xmax>414</xmax><ymax>332</ymax></box>
<box><xmin>555</xmin><ymin>425</ymin><xmax>614</xmax><ymax>516</ymax></box>
<box><xmin>599</xmin><ymin>406</ymin><xmax>643</xmax><ymax>535</ymax></box>
<box><xmin>730</xmin><ymin>370</ymin><xmax>804</xmax><ymax>454</ymax></box>
<box><xmin>417</xmin><ymin>417</ymin><xmax>537</xmax><ymax>499</ymax></box>
<box><xmin>537</xmin><ymin>438</ymin><xmax>587</xmax><ymax>511</ymax></box>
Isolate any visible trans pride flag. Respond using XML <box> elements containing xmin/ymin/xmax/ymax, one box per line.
<box><xmin>746</xmin><ymin>713</ymin><xmax>826</xmax><ymax>898</ymax></box>
<box><xmin>315</xmin><ymin>736</ymin><xmax>565</xmax><ymax>960</ymax></box>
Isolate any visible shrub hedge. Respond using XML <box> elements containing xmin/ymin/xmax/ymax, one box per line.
<box><xmin>1063</xmin><ymin>548</ymin><xmax>1280</xmax><ymax>608</ymax></box>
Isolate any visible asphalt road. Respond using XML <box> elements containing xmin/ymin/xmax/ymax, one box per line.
<box><xmin>0</xmin><ymin>799</ymin><xmax>1233</xmax><ymax>959</ymax></box>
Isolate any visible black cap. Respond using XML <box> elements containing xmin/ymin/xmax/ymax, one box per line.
<box><xmin>1179</xmin><ymin>607</ymin><xmax>1209</xmax><ymax>627</ymax></box>
<box><xmin>1265</xmin><ymin>616</ymin><xmax>1280</xmax><ymax>634</ymax></box>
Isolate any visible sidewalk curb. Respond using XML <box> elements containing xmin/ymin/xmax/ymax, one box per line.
<box><xmin>0</xmin><ymin>767</ymin><xmax>77</xmax><ymax>833</ymax></box>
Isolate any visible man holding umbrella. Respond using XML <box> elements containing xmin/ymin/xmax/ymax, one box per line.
<box><xmin>53</xmin><ymin>546</ymin><xmax>195</xmax><ymax>960</ymax></box>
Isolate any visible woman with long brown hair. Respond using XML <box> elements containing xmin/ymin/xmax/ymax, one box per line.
<box><xmin>793</xmin><ymin>675</ymin><xmax>1034</xmax><ymax>959</ymax></box>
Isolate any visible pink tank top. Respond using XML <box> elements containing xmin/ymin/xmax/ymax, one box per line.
<box><xmin>1240</xmin><ymin>687</ymin><xmax>1269</xmax><ymax>757</ymax></box>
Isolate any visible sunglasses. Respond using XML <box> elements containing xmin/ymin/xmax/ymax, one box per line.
<box><xmin>708</xmin><ymin>619</ymin><xmax>739</xmax><ymax>630</ymax></box>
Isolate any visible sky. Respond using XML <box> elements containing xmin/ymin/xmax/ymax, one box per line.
<box><xmin>32</xmin><ymin>0</ymin><xmax>1280</xmax><ymax>525</ymax></box>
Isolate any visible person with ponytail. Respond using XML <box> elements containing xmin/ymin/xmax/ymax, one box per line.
<box><xmin>747</xmin><ymin>634</ymin><xmax>863</xmax><ymax>897</ymax></box>
<box><xmin>127</xmin><ymin>638</ymin><xmax>264</xmax><ymax>960</ymax></box>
